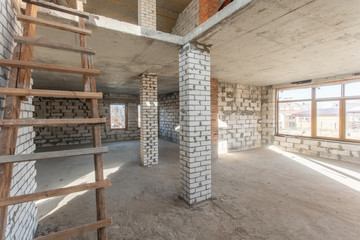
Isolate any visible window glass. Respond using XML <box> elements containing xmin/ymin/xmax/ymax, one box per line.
<box><xmin>345</xmin><ymin>82</ymin><xmax>360</xmax><ymax>97</ymax></box>
<box><xmin>315</xmin><ymin>84</ymin><xmax>341</xmax><ymax>99</ymax></box>
<box><xmin>278</xmin><ymin>101</ymin><xmax>312</xmax><ymax>136</ymax></box>
<box><xmin>346</xmin><ymin>100</ymin><xmax>360</xmax><ymax>140</ymax></box>
<box><xmin>316</xmin><ymin>101</ymin><xmax>339</xmax><ymax>138</ymax></box>
<box><xmin>138</xmin><ymin>104</ymin><xmax>141</xmax><ymax>128</ymax></box>
<box><xmin>278</xmin><ymin>88</ymin><xmax>311</xmax><ymax>101</ymax></box>
<box><xmin>110</xmin><ymin>104</ymin><xmax>126</xmax><ymax>129</ymax></box>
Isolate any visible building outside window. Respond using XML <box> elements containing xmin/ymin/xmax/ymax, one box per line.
<box><xmin>110</xmin><ymin>104</ymin><xmax>126</xmax><ymax>129</ymax></box>
<box><xmin>138</xmin><ymin>104</ymin><xmax>141</xmax><ymax>128</ymax></box>
<box><xmin>277</xmin><ymin>81</ymin><xmax>360</xmax><ymax>141</ymax></box>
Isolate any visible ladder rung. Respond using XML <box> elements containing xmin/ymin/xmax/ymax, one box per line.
<box><xmin>17</xmin><ymin>15</ymin><xmax>92</xmax><ymax>36</ymax></box>
<box><xmin>0</xmin><ymin>180</ymin><xmax>111</xmax><ymax>207</ymax></box>
<box><xmin>14</xmin><ymin>36</ymin><xmax>96</xmax><ymax>55</ymax></box>
<box><xmin>34</xmin><ymin>218</ymin><xmax>113</xmax><ymax>240</ymax></box>
<box><xmin>0</xmin><ymin>59</ymin><xmax>100</xmax><ymax>76</ymax></box>
<box><xmin>0</xmin><ymin>118</ymin><xmax>106</xmax><ymax>127</ymax></box>
<box><xmin>0</xmin><ymin>88</ymin><xmax>102</xmax><ymax>99</ymax></box>
<box><xmin>0</xmin><ymin>147</ymin><xmax>108</xmax><ymax>164</ymax></box>
<box><xmin>22</xmin><ymin>0</ymin><xmax>90</xmax><ymax>19</ymax></box>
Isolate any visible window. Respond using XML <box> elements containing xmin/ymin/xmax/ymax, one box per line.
<box><xmin>110</xmin><ymin>104</ymin><xmax>126</xmax><ymax>129</ymax></box>
<box><xmin>277</xmin><ymin>81</ymin><xmax>360</xmax><ymax>142</ymax></box>
<box><xmin>138</xmin><ymin>104</ymin><xmax>141</xmax><ymax>128</ymax></box>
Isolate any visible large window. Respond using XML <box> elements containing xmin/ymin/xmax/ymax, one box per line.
<box><xmin>110</xmin><ymin>104</ymin><xmax>126</xmax><ymax>129</ymax></box>
<box><xmin>277</xmin><ymin>81</ymin><xmax>360</xmax><ymax>141</ymax></box>
<box><xmin>138</xmin><ymin>104</ymin><xmax>141</xmax><ymax>128</ymax></box>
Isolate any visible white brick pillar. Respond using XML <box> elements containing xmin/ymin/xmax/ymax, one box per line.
<box><xmin>138</xmin><ymin>0</ymin><xmax>157</xmax><ymax>30</ymax></box>
<box><xmin>179</xmin><ymin>43</ymin><xmax>212</xmax><ymax>205</ymax></box>
<box><xmin>139</xmin><ymin>73</ymin><xmax>158</xmax><ymax>166</ymax></box>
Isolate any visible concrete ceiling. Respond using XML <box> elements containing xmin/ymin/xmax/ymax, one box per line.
<box><xmin>31</xmin><ymin>0</ymin><xmax>360</xmax><ymax>94</ymax></box>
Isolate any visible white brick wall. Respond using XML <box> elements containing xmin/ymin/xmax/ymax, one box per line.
<box><xmin>138</xmin><ymin>0</ymin><xmax>156</xmax><ymax>30</ymax></box>
<box><xmin>171</xmin><ymin>0</ymin><xmax>199</xmax><ymax>36</ymax></box>
<box><xmin>0</xmin><ymin>1</ymin><xmax>38</xmax><ymax>239</ymax></box>
<box><xmin>179</xmin><ymin>43</ymin><xmax>212</xmax><ymax>204</ymax></box>
<box><xmin>158</xmin><ymin>92</ymin><xmax>179</xmax><ymax>143</ymax></box>
<box><xmin>140</xmin><ymin>74</ymin><xmax>158</xmax><ymax>166</ymax></box>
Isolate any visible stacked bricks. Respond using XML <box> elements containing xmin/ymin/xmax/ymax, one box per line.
<box><xmin>199</xmin><ymin>0</ymin><xmax>219</xmax><ymax>24</ymax></box>
<box><xmin>139</xmin><ymin>74</ymin><xmax>158</xmax><ymax>166</ymax></box>
<box><xmin>1</xmin><ymin>0</ymin><xmax>38</xmax><ymax>239</ymax></box>
<box><xmin>211</xmin><ymin>78</ymin><xmax>219</xmax><ymax>160</ymax></box>
<box><xmin>158</xmin><ymin>92</ymin><xmax>179</xmax><ymax>143</ymax></box>
<box><xmin>138</xmin><ymin>0</ymin><xmax>156</xmax><ymax>30</ymax></box>
<box><xmin>171</xmin><ymin>0</ymin><xmax>199</xmax><ymax>36</ymax></box>
<box><xmin>33</xmin><ymin>93</ymin><xmax>140</xmax><ymax>147</ymax></box>
<box><xmin>261</xmin><ymin>86</ymin><xmax>276</xmax><ymax>146</ymax></box>
<box><xmin>218</xmin><ymin>83</ymin><xmax>262</xmax><ymax>152</ymax></box>
<box><xmin>179</xmin><ymin>43</ymin><xmax>211</xmax><ymax>204</ymax></box>
<box><xmin>273</xmin><ymin>136</ymin><xmax>360</xmax><ymax>164</ymax></box>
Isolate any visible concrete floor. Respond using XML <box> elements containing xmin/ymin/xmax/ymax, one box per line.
<box><xmin>34</xmin><ymin>140</ymin><xmax>360</xmax><ymax>239</ymax></box>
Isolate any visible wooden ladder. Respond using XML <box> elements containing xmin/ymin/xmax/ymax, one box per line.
<box><xmin>0</xmin><ymin>0</ymin><xmax>111</xmax><ymax>239</ymax></box>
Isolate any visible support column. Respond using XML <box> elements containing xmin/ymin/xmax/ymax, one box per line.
<box><xmin>138</xmin><ymin>0</ymin><xmax>157</xmax><ymax>30</ymax></box>
<box><xmin>211</xmin><ymin>78</ymin><xmax>219</xmax><ymax>160</ymax></box>
<box><xmin>179</xmin><ymin>43</ymin><xmax>211</xmax><ymax>205</ymax></box>
<box><xmin>139</xmin><ymin>73</ymin><xmax>158</xmax><ymax>166</ymax></box>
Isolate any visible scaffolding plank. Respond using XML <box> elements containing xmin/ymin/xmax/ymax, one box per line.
<box><xmin>0</xmin><ymin>88</ymin><xmax>102</xmax><ymax>99</ymax></box>
<box><xmin>0</xmin><ymin>118</ymin><xmax>106</xmax><ymax>127</ymax></box>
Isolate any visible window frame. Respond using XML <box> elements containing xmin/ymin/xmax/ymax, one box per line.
<box><xmin>109</xmin><ymin>103</ymin><xmax>128</xmax><ymax>130</ymax></box>
<box><xmin>137</xmin><ymin>104</ymin><xmax>141</xmax><ymax>129</ymax></box>
<box><xmin>276</xmin><ymin>80</ymin><xmax>360</xmax><ymax>143</ymax></box>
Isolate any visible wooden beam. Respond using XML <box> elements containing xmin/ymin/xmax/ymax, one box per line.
<box><xmin>17</xmin><ymin>15</ymin><xmax>92</xmax><ymax>36</ymax></box>
<box><xmin>0</xmin><ymin>118</ymin><xmax>106</xmax><ymax>127</ymax></box>
<box><xmin>0</xmin><ymin>59</ymin><xmax>100</xmax><ymax>76</ymax></box>
<box><xmin>34</xmin><ymin>218</ymin><xmax>113</xmax><ymax>240</ymax></box>
<box><xmin>0</xmin><ymin>88</ymin><xmax>102</xmax><ymax>99</ymax></box>
<box><xmin>14</xmin><ymin>36</ymin><xmax>96</xmax><ymax>55</ymax></box>
<box><xmin>22</xmin><ymin>0</ymin><xmax>90</xmax><ymax>19</ymax></box>
<box><xmin>0</xmin><ymin>180</ymin><xmax>111</xmax><ymax>207</ymax></box>
<box><xmin>0</xmin><ymin>147</ymin><xmax>108</xmax><ymax>164</ymax></box>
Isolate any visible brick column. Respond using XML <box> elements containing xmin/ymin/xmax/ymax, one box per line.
<box><xmin>138</xmin><ymin>0</ymin><xmax>157</xmax><ymax>30</ymax></box>
<box><xmin>139</xmin><ymin>73</ymin><xmax>158</xmax><ymax>166</ymax></box>
<box><xmin>179</xmin><ymin>43</ymin><xmax>211</xmax><ymax>205</ymax></box>
<box><xmin>199</xmin><ymin>0</ymin><xmax>219</xmax><ymax>24</ymax></box>
<box><xmin>211</xmin><ymin>78</ymin><xmax>219</xmax><ymax>160</ymax></box>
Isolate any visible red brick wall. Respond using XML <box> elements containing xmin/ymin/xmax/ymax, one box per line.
<box><xmin>199</xmin><ymin>0</ymin><xmax>219</xmax><ymax>24</ymax></box>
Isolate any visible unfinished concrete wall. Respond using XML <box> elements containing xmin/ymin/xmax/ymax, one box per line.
<box><xmin>218</xmin><ymin>83</ymin><xmax>262</xmax><ymax>152</ymax></box>
<box><xmin>34</xmin><ymin>93</ymin><xmax>140</xmax><ymax>147</ymax></box>
<box><xmin>171</xmin><ymin>0</ymin><xmax>199</xmax><ymax>36</ymax></box>
<box><xmin>0</xmin><ymin>0</ymin><xmax>38</xmax><ymax>239</ymax></box>
<box><xmin>158</xmin><ymin>92</ymin><xmax>179</xmax><ymax>143</ymax></box>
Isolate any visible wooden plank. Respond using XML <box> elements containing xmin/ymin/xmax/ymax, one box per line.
<box><xmin>0</xmin><ymin>147</ymin><xmax>108</xmax><ymax>164</ymax></box>
<box><xmin>0</xmin><ymin>88</ymin><xmax>102</xmax><ymax>99</ymax></box>
<box><xmin>0</xmin><ymin>44</ymin><xmax>23</xmax><ymax>240</ymax></box>
<box><xmin>22</xmin><ymin>0</ymin><xmax>90</xmax><ymax>19</ymax></box>
<box><xmin>0</xmin><ymin>59</ymin><xmax>100</xmax><ymax>76</ymax></box>
<box><xmin>14</xmin><ymin>36</ymin><xmax>96</xmax><ymax>55</ymax></box>
<box><xmin>34</xmin><ymin>218</ymin><xmax>113</xmax><ymax>240</ymax></box>
<box><xmin>17</xmin><ymin>15</ymin><xmax>92</xmax><ymax>36</ymax></box>
<box><xmin>0</xmin><ymin>180</ymin><xmax>111</xmax><ymax>207</ymax></box>
<box><xmin>0</xmin><ymin>118</ymin><xmax>106</xmax><ymax>127</ymax></box>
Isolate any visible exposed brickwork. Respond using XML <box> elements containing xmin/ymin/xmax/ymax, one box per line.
<box><xmin>171</xmin><ymin>0</ymin><xmax>199</xmax><ymax>36</ymax></box>
<box><xmin>0</xmin><ymin>0</ymin><xmax>38</xmax><ymax>239</ymax></box>
<box><xmin>158</xmin><ymin>92</ymin><xmax>179</xmax><ymax>143</ymax></box>
<box><xmin>179</xmin><ymin>43</ymin><xmax>211</xmax><ymax>205</ymax></box>
<box><xmin>34</xmin><ymin>93</ymin><xmax>140</xmax><ymax>147</ymax></box>
<box><xmin>273</xmin><ymin>136</ymin><xmax>360</xmax><ymax>164</ymax></box>
<box><xmin>261</xmin><ymin>86</ymin><xmax>276</xmax><ymax>146</ymax></box>
<box><xmin>211</xmin><ymin>78</ymin><xmax>219</xmax><ymax>160</ymax></box>
<box><xmin>138</xmin><ymin>0</ymin><xmax>156</xmax><ymax>29</ymax></box>
<box><xmin>218</xmin><ymin>83</ymin><xmax>262</xmax><ymax>152</ymax></box>
<box><xmin>140</xmin><ymin>74</ymin><xmax>158</xmax><ymax>166</ymax></box>
<box><xmin>199</xmin><ymin>0</ymin><xmax>219</xmax><ymax>24</ymax></box>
